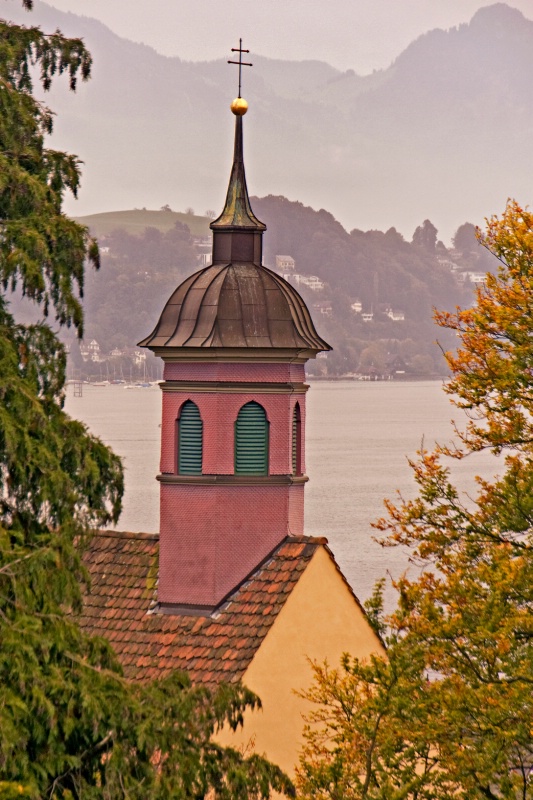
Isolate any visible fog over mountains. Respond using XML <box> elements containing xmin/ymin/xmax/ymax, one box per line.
<box><xmin>4</xmin><ymin>1</ymin><xmax>532</xmax><ymax>241</ymax></box>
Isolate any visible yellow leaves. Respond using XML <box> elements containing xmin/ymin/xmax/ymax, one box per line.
<box><xmin>482</xmin><ymin>201</ymin><xmax>533</xmax><ymax>262</ymax></box>
<box><xmin>0</xmin><ymin>783</ymin><xmax>35</xmax><ymax>800</ymax></box>
<box><xmin>301</xmin><ymin>200</ymin><xmax>533</xmax><ymax>798</ymax></box>
<box><xmin>432</xmin><ymin>201</ymin><xmax>533</xmax><ymax>457</ymax></box>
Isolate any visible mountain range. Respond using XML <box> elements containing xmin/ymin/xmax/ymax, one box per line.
<box><xmin>2</xmin><ymin>0</ymin><xmax>532</xmax><ymax>241</ymax></box>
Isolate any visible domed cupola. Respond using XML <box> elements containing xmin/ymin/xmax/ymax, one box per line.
<box><xmin>138</xmin><ymin>262</ymin><xmax>329</xmax><ymax>353</ymax></box>
<box><xmin>139</xmin><ymin>99</ymin><xmax>330</xmax><ymax>360</ymax></box>
<box><xmin>140</xmin><ymin>92</ymin><xmax>331</xmax><ymax>613</ymax></box>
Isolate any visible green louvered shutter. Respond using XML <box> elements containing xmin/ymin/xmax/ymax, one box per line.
<box><xmin>235</xmin><ymin>402</ymin><xmax>269</xmax><ymax>475</ymax></box>
<box><xmin>292</xmin><ymin>403</ymin><xmax>301</xmax><ymax>475</ymax></box>
<box><xmin>178</xmin><ymin>401</ymin><xmax>203</xmax><ymax>475</ymax></box>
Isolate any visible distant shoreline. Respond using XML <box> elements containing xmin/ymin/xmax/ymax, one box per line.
<box><xmin>307</xmin><ymin>374</ymin><xmax>446</xmax><ymax>382</ymax></box>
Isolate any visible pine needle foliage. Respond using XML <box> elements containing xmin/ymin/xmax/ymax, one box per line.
<box><xmin>0</xmin><ymin>5</ymin><xmax>294</xmax><ymax>798</ymax></box>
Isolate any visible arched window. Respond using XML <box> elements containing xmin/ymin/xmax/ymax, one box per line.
<box><xmin>177</xmin><ymin>401</ymin><xmax>203</xmax><ymax>475</ymax></box>
<box><xmin>235</xmin><ymin>401</ymin><xmax>269</xmax><ymax>475</ymax></box>
<box><xmin>292</xmin><ymin>402</ymin><xmax>302</xmax><ymax>476</ymax></box>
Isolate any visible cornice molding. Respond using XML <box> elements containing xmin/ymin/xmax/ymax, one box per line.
<box><xmin>157</xmin><ymin>473</ymin><xmax>309</xmax><ymax>486</ymax></box>
<box><xmin>150</xmin><ymin>347</ymin><xmax>318</xmax><ymax>363</ymax></box>
<box><xmin>161</xmin><ymin>381</ymin><xmax>309</xmax><ymax>394</ymax></box>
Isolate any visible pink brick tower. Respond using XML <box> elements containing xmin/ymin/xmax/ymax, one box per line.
<box><xmin>139</xmin><ymin>98</ymin><xmax>331</xmax><ymax>613</ymax></box>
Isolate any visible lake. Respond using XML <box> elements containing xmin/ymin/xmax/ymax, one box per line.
<box><xmin>65</xmin><ymin>380</ymin><xmax>499</xmax><ymax>606</ymax></box>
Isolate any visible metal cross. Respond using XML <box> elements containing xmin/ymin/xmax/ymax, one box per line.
<box><xmin>228</xmin><ymin>38</ymin><xmax>252</xmax><ymax>98</ymax></box>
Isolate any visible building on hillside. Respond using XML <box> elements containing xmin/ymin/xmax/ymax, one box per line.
<box><xmin>313</xmin><ymin>300</ymin><xmax>333</xmax><ymax>317</ymax></box>
<box><xmin>351</xmin><ymin>299</ymin><xmax>362</xmax><ymax>313</ymax></box>
<box><xmin>301</xmin><ymin>274</ymin><xmax>325</xmax><ymax>291</ymax></box>
<box><xmin>193</xmin><ymin>235</ymin><xmax>212</xmax><ymax>267</ymax></box>
<box><xmin>80</xmin><ymin>338</ymin><xmax>102</xmax><ymax>362</ymax></box>
<box><xmin>275</xmin><ymin>254</ymin><xmax>295</xmax><ymax>271</ymax></box>
<box><xmin>121</xmin><ymin>347</ymin><xmax>147</xmax><ymax>365</ymax></box>
<box><xmin>458</xmin><ymin>270</ymin><xmax>487</xmax><ymax>285</ymax></box>
<box><xmin>79</xmin><ymin>95</ymin><xmax>383</xmax><ymax>776</ymax></box>
<box><xmin>436</xmin><ymin>256</ymin><xmax>457</xmax><ymax>271</ymax></box>
<box><xmin>385</xmin><ymin>307</ymin><xmax>405</xmax><ymax>321</ymax></box>
<box><xmin>290</xmin><ymin>272</ymin><xmax>305</xmax><ymax>284</ymax></box>
<box><xmin>289</xmin><ymin>273</ymin><xmax>325</xmax><ymax>291</ymax></box>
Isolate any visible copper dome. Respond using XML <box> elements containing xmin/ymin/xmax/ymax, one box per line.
<box><xmin>139</xmin><ymin>104</ymin><xmax>331</xmax><ymax>356</ymax></box>
<box><xmin>138</xmin><ymin>261</ymin><xmax>331</xmax><ymax>351</ymax></box>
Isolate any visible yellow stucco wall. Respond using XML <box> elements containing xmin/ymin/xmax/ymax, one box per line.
<box><xmin>217</xmin><ymin>545</ymin><xmax>384</xmax><ymax>775</ymax></box>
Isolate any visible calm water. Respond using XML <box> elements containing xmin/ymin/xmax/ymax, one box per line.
<box><xmin>65</xmin><ymin>381</ymin><xmax>499</xmax><ymax>605</ymax></box>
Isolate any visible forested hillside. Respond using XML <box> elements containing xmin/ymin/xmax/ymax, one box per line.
<box><xmin>82</xmin><ymin>222</ymin><xmax>197</xmax><ymax>354</ymax></box>
<box><xmin>71</xmin><ymin>198</ymin><xmax>498</xmax><ymax>379</ymax></box>
<box><xmin>253</xmin><ymin>196</ymin><xmax>478</xmax><ymax>376</ymax></box>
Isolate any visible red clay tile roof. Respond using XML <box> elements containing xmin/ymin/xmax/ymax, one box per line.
<box><xmin>79</xmin><ymin>532</ymin><xmax>327</xmax><ymax>685</ymax></box>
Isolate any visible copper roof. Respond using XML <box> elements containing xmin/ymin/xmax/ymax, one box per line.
<box><xmin>210</xmin><ymin>115</ymin><xmax>266</xmax><ymax>232</ymax></box>
<box><xmin>139</xmin><ymin>107</ymin><xmax>331</xmax><ymax>354</ymax></box>
<box><xmin>79</xmin><ymin>532</ymin><xmax>327</xmax><ymax>685</ymax></box>
<box><xmin>138</xmin><ymin>263</ymin><xmax>331</xmax><ymax>351</ymax></box>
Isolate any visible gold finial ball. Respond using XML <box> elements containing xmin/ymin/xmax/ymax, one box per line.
<box><xmin>231</xmin><ymin>97</ymin><xmax>248</xmax><ymax>116</ymax></box>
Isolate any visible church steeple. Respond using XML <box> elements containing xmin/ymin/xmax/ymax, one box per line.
<box><xmin>210</xmin><ymin>41</ymin><xmax>265</xmax><ymax>264</ymax></box>
<box><xmin>210</xmin><ymin>111</ymin><xmax>266</xmax><ymax>233</ymax></box>
<box><xmin>138</xmin><ymin>101</ymin><xmax>330</xmax><ymax>351</ymax></box>
<box><xmin>210</xmin><ymin>102</ymin><xmax>266</xmax><ymax>264</ymax></box>
<box><xmin>140</xmin><ymin>47</ymin><xmax>331</xmax><ymax>612</ymax></box>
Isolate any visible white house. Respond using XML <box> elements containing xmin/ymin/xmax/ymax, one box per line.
<box><xmin>80</xmin><ymin>339</ymin><xmax>103</xmax><ymax>363</ymax></box>
<box><xmin>275</xmin><ymin>255</ymin><xmax>295</xmax><ymax>271</ymax></box>
<box><xmin>437</xmin><ymin>257</ymin><xmax>457</xmax><ymax>271</ymax></box>
<box><xmin>313</xmin><ymin>301</ymin><xmax>332</xmax><ymax>317</ymax></box>
<box><xmin>290</xmin><ymin>274</ymin><xmax>325</xmax><ymax>292</ymax></box>
<box><xmin>458</xmin><ymin>271</ymin><xmax>487</xmax><ymax>285</ymax></box>
<box><xmin>385</xmin><ymin>308</ymin><xmax>405</xmax><ymax>322</ymax></box>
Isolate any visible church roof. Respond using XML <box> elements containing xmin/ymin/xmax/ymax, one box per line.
<box><xmin>79</xmin><ymin>532</ymin><xmax>328</xmax><ymax>686</ymax></box>
<box><xmin>137</xmin><ymin>262</ymin><xmax>331</xmax><ymax>350</ymax></box>
<box><xmin>138</xmin><ymin>100</ymin><xmax>331</xmax><ymax>355</ymax></box>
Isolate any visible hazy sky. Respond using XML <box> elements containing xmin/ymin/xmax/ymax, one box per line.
<box><xmin>43</xmin><ymin>0</ymin><xmax>533</xmax><ymax>74</ymax></box>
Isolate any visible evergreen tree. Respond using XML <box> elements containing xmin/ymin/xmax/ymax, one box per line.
<box><xmin>297</xmin><ymin>201</ymin><xmax>533</xmax><ymax>799</ymax></box>
<box><xmin>0</xmin><ymin>4</ymin><xmax>293</xmax><ymax>797</ymax></box>
<box><xmin>452</xmin><ymin>221</ymin><xmax>478</xmax><ymax>255</ymax></box>
<box><xmin>412</xmin><ymin>218</ymin><xmax>438</xmax><ymax>252</ymax></box>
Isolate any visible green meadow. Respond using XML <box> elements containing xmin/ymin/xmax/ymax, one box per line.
<box><xmin>76</xmin><ymin>208</ymin><xmax>211</xmax><ymax>238</ymax></box>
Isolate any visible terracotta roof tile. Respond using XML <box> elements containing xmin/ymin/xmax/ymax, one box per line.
<box><xmin>78</xmin><ymin>531</ymin><xmax>321</xmax><ymax>685</ymax></box>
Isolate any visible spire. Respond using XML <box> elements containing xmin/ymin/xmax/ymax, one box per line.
<box><xmin>210</xmin><ymin>111</ymin><xmax>266</xmax><ymax>232</ymax></box>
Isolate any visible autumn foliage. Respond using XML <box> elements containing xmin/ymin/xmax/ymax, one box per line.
<box><xmin>297</xmin><ymin>201</ymin><xmax>533</xmax><ymax>799</ymax></box>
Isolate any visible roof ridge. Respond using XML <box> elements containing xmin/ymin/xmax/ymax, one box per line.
<box><xmin>286</xmin><ymin>535</ymin><xmax>328</xmax><ymax>545</ymax></box>
<box><xmin>95</xmin><ymin>530</ymin><xmax>159</xmax><ymax>541</ymax></box>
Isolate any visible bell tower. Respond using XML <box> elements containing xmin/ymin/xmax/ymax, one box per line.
<box><xmin>140</xmin><ymin>91</ymin><xmax>330</xmax><ymax>614</ymax></box>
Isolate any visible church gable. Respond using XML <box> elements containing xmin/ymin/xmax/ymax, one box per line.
<box><xmin>217</xmin><ymin>545</ymin><xmax>385</xmax><ymax>773</ymax></box>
